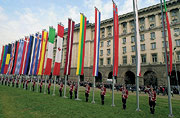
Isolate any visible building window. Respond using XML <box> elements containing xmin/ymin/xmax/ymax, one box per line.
<box><xmin>149</xmin><ymin>15</ymin><xmax>155</xmax><ymax>22</ymax></box>
<box><xmin>131</xmin><ymin>36</ymin><xmax>135</xmax><ymax>43</ymax></box>
<box><xmin>107</xmin><ymin>49</ymin><xmax>111</xmax><ymax>55</ymax></box>
<box><xmin>123</xmin><ymin>56</ymin><xmax>127</xmax><ymax>64</ymax></box>
<box><xmin>122</xmin><ymin>22</ymin><xmax>127</xmax><ymax>34</ymax></box>
<box><xmin>101</xmin><ymin>28</ymin><xmax>105</xmax><ymax>38</ymax></box>
<box><xmin>141</xmin><ymin>44</ymin><xmax>145</xmax><ymax>51</ymax></box>
<box><xmin>176</xmin><ymin>39</ymin><xmax>180</xmax><ymax>47</ymax></box>
<box><xmin>161</xmin><ymin>30</ymin><xmax>167</xmax><ymax>38</ymax></box>
<box><xmin>139</xmin><ymin>18</ymin><xmax>145</xmax><ymax>24</ymax></box>
<box><xmin>123</xmin><ymin>38</ymin><xmax>126</xmax><ymax>44</ymax></box>
<box><xmin>100</xmin><ymin>50</ymin><xmax>103</xmax><ymax>56</ymax></box>
<box><xmin>150</xmin><ymin>32</ymin><xmax>156</xmax><ymax>40</ymax></box>
<box><xmin>100</xmin><ymin>58</ymin><xmax>103</xmax><ymax>65</ymax></box>
<box><xmin>131</xmin><ymin>45</ymin><xmax>135</xmax><ymax>52</ymax></box>
<box><xmin>152</xmin><ymin>54</ymin><xmax>157</xmax><ymax>63</ymax></box>
<box><xmin>100</xmin><ymin>42</ymin><xmax>104</xmax><ymax>47</ymax></box>
<box><xmin>176</xmin><ymin>52</ymin><xmax>180</xmax><ymax>61</ymax></box>
<box><xmin>141</xmin><ymin>55</ymin><xmax>146</xmax><ymax>63</ymax></box>
<box><xmin>151</xmin><ymin>43</ymin><xmax>156</xmax><ymax>49</ymax></box>
<box><xmin>107</xmin><ymin>40</ymin><xmax>111</xmax><ymax>47</ymax></box>
<box><xmin>150</xmin><ymin>24</ymin><xmax>155</xmax><ymax>28</ymax></box>
<box><xmin>107</xmin><ymin>58</ymin><xmax>111</xmax><ymax>65</ymax></box>
<box><xmin>132</xmin><ymin>56</ymin><xmax>136</xmax><ymax>64</ymax></box>
<box><xmin>162</xmin><ymin>41</ymin><xmax>169</xmax><ymax>48</ymax></box>
<box><xmin>174</xmin><ymin>28</ymin><xmax>180</xmax><ymax>36</ymax></box>
<box><xmin>107</xmin><ymin>26</ymin><xmax>112</xmax><ymax>36</ymax></box>
<box><xmin>123</xmin><ymin>47</ymin><xmax>126</xmax><ymax>54</ymax></box>
<box><xmin>140</xmin><ymin>34</ymin><xmax>145</xmax><ymax>42</ymax></box>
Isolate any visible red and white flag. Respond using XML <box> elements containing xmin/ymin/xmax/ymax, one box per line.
<box><xmin>53</xmin><ymin>24</ymin><xmax>64</xmax><ymax>76</ymax></box>
<box><xmin>64</xmin><ymin>19</ymin><xmax>75</xmax><ymax>75</ymax></box>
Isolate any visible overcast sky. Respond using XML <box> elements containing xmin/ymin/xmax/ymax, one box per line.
<box><xmin>0</xmin><ymin>0</ymin><xmax>161</xmax><ymax>53</ymax></box>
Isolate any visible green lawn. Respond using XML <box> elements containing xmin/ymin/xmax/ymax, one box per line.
<box><xmin>0</xmin><ymin>84</ymin><xmax>180</xmax><ymax>118</ymax></box>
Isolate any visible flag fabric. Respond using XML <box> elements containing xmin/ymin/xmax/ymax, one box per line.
<box><xmin>0</xmin><ymin>46</ymin><xmax>5</xmax><ymax>71</ymax></box>
<box><xmin>93</xmin><ymin>8</ymin><xmax>101</xmax><ymax>77</ymax></box>
<box><xmin>24</xmin><ymin>36</ymin><xmax>34</xmax><ymax>75</ymax></box>
<box><xmin>15</xmin><ymin>40</ymin><xmax>25</xmax><ymax>75</ymax></box>
<box><xmin>134</xmin><ymin>0</ymin><xmax>141</xmax><ymax>76</ymax></box>
<box><xmin>4</xmin><ymin>44</ymin><xmax>11</xmax><ymax>74</ymax></box>
<box><xmin>76</xmin><ymin>14</ymin><xmax>87</xmax><ymax>75</ymax></box>
<box><xmin>53</xmin><ymin>24</ymin><xmax>64</xmax><ymax>76</ymax></box>
<box><xmin>32</xmin><ymin>34</ymin><xmax>41</xmax><ymax>75</ymax></box>
<box><xmin>64</xmin><ymin>19</ymin><xmax>75</xmax><ymax>75</ymax></box>
<box><xmin>112</xmin><ymin>2</ymin><xmax>119</xmax><ymax>76</ymax></box>
<box><xmin>44</xmin><ymin>27</ymin><xmax>55</xmax><ymax>75</ymax></box>
<box><xmin>1</xmin><ymin>45</ymin><xmax>8</xmax><ymax>74</ymax></box>
<box><xmin>12</xmin><ymin>41</ymin><xmax>20</xmax><ymax>74</ymax></box>
<box><xmin>37</xmin><ymin>31</ymin><xmax>48</xmax><ymax>75</ymax></box>
<box><xmin>7</xmin><ymin>43</ymin><xmax>15</xmax><ymax>75</ymax></box>
<box><xmin>164</xmin><ymin>0</ymin><xmax>173</xmax><ymax>75</ymax></box>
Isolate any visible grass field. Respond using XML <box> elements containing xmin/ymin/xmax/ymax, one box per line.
<box><xmin>0</xmin><ymin>84</ymin><xmax>180</xmax><ymax>118</ymax></box>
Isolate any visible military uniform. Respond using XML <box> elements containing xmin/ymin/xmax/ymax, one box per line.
<box><xmin>40</xmin><ymin>81</ymin><xmax>43</xmax><ymax>93</ymax></box>
<box><xmin>74</xmin><ymin>84</ymin><xmax>78</xmax><ymax>99</ymax></box>
<box><xmin>148</xmin><ymin>89</ymin><xmax>156</xmax><ymax>114</ymax></box>
<box><xmin>59</xmin><ymin>83</ymin><xmax>63</xmax><ymax>97</ymax></box>
<box><xmin>16</xmin><ymin>79</ymin><xmax>19</xmax><ymax>88</ymax></box>
<box><xmin>85</xmin><ymin>84</ymin><xmax>90</xmax><ymax>102</ymax></box>
<box><xmin>12</xmin><ymin>79</ymin><xmax>15</xmax><ymax>87</ymax></box>
<box><xmin>33</xmin><ymin>81</ymin><xmax>36</xmax><ymax>91</ymax></box>
<box><xmin>122</xmin><ymin>88</ymin><xmax>128</xmax><ymax>109</ymax></box>
<box><xmin>26</xmin><ymin>80</ymin><xmax>29</xmax><ymax>90</ymax></box>
<box><xmin>23</xmin><ymin>80</ymin><xmax>25</xmax><ymax>88</ymax></box>
<box><xmin>48</xmin><ymin>82</ymin><xmax>51</xmax><ymax>94</ymax></box>
<box><xmin>100</xmin><ymin>85</ymin><xmax>106</xmax><ymax>105</ymax></box>
<box><xmin>5</xmin><ymin>78</ymin><xmax>8</xmax><ymax>85</ymax></box>
<box><xmin>69</xmin><ymin>83</ymin><xmax>74</xmax><ymax>99</ymax></box>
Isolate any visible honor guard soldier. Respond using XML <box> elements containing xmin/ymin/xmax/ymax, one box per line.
<box><xmin>26</xmin><ymin>80</ymin><xmax>29</xmax><ymax>90</ymax></box>
<box><xmin>16</xmin><ymin>79</ymin><xmax>19</xmax><ymax>88</ymax></box>
<box><xmin>12</xmin><ymin>79</ymin><xmax>15</xmax><ymax>87</ymax></box>
<box><xmin>5</xmin><ymin>77</ymin><xmax>8</xmax><ymax>85</ymax></box>
<box><xmin>100</xmin><ymin>83</ymin><xmax>106</xmax><ymax>105</ymax></box>
<box><xmin>8</xmin><ymin>78</ymin><xmax>11</xmax><ymax>86</ymax></box>
<box><xmin>40</xmin><ymin>80</ymin><xmax>43</xmax><ymax>93</ymax></box>
<box><xmin>74</xmin><ymin>83</ymin><xmax>78</xmax><ymax>99</ymax></box>
<box><xmin>59</xmin><ymin>82</ymin><xmax>63</xmax><ymax>97</ymax></box>
<box><xmin>85</xmin><ymin>83</ymin><xmax>90</xmax><ymax>102</ymax></box>
<box><xmin>2</xmin><ymin>78</ymin><xmax>4</xmax><ymax>85</ymax></box>
<box><xmin>148</xmin><ymin>86</ymin><xmax>156</xmax><ymax>114</ymax></box>
<box><xmin>48</xmin><ymin>80</ymin><xmax>51</xmax><ymax>94</ymax></box>
<box><xmin>122</xmin><ymin>85</ymin><xmax>128</xmax><ymax>110</ymax></box>
<box><xmin>69</xmin><ymin>82</ymin><xmax>74</xmax><ymax>99</ymax></box>
<box><xmin>23</xmin><ymin>79</ymin><xmax>25</xmax><ymax>88</ymax></box>
<box><xmin>32</xmin><ymin>80</ymin><xmax>36</xmax><ymax>91</ymax></box>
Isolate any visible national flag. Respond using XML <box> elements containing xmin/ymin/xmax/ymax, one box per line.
<box><xmin>37</xmin><ymin>30</ymin><xmax>48</xmax><ymax>75</ymax></box>
<box><xmin>24</xmin><ymin>36</ymin><xmax>34</xmax><ymax>75</ymax></box>
<box><xmin>0</xmin><ymin>46</ymin><xmax>5</xmax><ymax>71</ymax></box>
<box><xmin>1</xmin><ymin>45</ymin><xmax>8</xmax><ymax>74</ymax></box>
<box><xmin>53</xmin><ymin>24</ymin><xmax>64</xmax><ymax>76</ymax></box>
<box><xmin>7</xmin><ymin>43</ymin><xmax>15</xmax><ymax>75</ymax></box>
<box><xmin>4</xmin><ymin>44</ymin><xmax>11</xmax><ymax>74</ymax></box>
<box><xmin>164</xmin><ymin>0</ymin><xmax>173</xmax><ymax>75</ymax></box>
<box><xmin>15</xmin><ymin>40</ymin><xmax>25</xmax><ymax>75</ymax></box>
<box><xmin>44</xmin><ymin>27</ymin><xmax>55</xmax><ymax>75</ymax></box>
<box><xmin>134</xmin><ymin>0</ymin><xmax>141</xmax><ymax>76</ymax></box>
<box><xmin>112</xmin><ymin>2</ymin><xmax>119</xmax><ymax>76</ymax></box>
<box><xmin>64</xmin><ymin>19</ymin><xmax>75</xmax><ymax>75</ymax></box>
<box><xmin>76</xmin><ymin>14</ymin><xmax>87</xmax><ymax>75</ymax></box>
<box><xmin>12</xmin><ymin>41</ymin><xmax>20</xmax><ymax>74</ymax></box>
<box><xmin>93</xmin><ymin>8</ymin><xmax>101</xmax><ymax>77</ymax></box>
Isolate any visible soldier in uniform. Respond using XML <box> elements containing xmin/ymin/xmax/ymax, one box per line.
<box><xmin>8</xmin><ymin>78</ymin><xmax>11</xmax><ymax>86</ymax></box>
<box><xmin>148</xmin><ymin>86</ymin><xmax>156</xmax><ymax>114</ymax></box>
<box><xmin>16</xmin><ymin>79</ymin><xmax>19</xmax><ymax>88</ymax></box>
<box><xmin>5</xmin><ymin>77</ymin><xmax>8</xmax><ymax>85</ymax></box>
<box><xmin>23</xmin><ymin>79</ymin><xmax>26</xmax><ymax>88</ymax></box>
<box><xmin>48</xmin><ymin>80</ymin><xmax>51</xmax><ymax>94</ymax></box>
<box><xmin>32</xmin><ymin>80</ymin><xmax>36</xmax><ymax>91</ymax></box>
<box><xmin>100</xmin><ymin>83</ymin><xmax>106</xmax><ymax>105</ymax></box>
<box><xmin>26</xmin><ymin>80</ymin><xmax>29</xmax><ymax>90</ymax></box>
<box><xmin>85</xmin><ymin>82</ymin><xmax>90</xmax><ymax>102</ymax></box>
<box><xmin>69</xmin><ymin>82</ymin><xmax>74</xmax><ymax>99</ymax></box>
<box><xmin>12</xmin><ymin>79</ymin><xmax>15</xmax><ymax>87</ymax></box>
<box><xmin>59</xmin><ymin>82</ymin><xmax>63</xmax><ymax>97</ymax></box>
<box><xmin>40</xmin><ymin>80</ymin><xmax>43</xmax><ymax>93</ymax></box>
<box><xmin>74</xmin><ymin>83</ymin><xmax>78</xmax><ymax>99</ymax></box>
<box><xmin>122</xmin><ymin>85</ymin><xmax>128</xmax><ymax>110</ymax></box>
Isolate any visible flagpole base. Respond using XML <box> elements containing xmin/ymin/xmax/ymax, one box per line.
<box><xmin>168</xmin><ymin>114</ymin><xmax>174</xmax><ymax>118</ymax></box>
<box><xmin>111</xmin><ymin>104</ymin><xmax>115</xmax><ymax>107</ymax></box>
<box><xmin>52</xmin><ymin>94</ymin><xmax>55</xmax><ymax>96</ymax></box>
<box><xmin>63</xmin><ymin>96</ymin><xmax>67</xmax><ymax>98</ymax></box>
<box><xmin>44</xmin><ymin>92</ymin><xmax>46</xmax><ymax>95</ymax></box>
<box><xmin>91</xmin><ymin>101</ymin><xmax>95</xmax><ymax>104</ymax></box>
<box><xmin>75</xmin><ymin>98</ymin><xmax>81</xmax><ymax>101</ymax></box>
<box><xmin>136</xmin><ymin>108</ymin><xmax>141</xmax><ymax>112</ymax></box>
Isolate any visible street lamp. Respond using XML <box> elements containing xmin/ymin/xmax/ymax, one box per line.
<box><xmin>173</xmin><ymin>47</ymin><xmax>180</xmax><ymax>95</ymax></box>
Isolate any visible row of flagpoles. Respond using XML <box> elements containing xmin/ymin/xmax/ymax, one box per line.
<box><xmin>0</xmin><ymin>0</ymin><xmax>174</xmax><ymax>116</ymax></box>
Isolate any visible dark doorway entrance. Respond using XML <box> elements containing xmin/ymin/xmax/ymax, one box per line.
<box><xmin>124</xmin><ymin>71</ymin><xmax>135</xmax><ymax>85</ymax></box>
<box><xmin>95</xmin><ymin>72</ymin><xmax>102</xmax><ymax>82</ymax></box>
<box><xmin>144</xmin><ymin>71</ymin><xmax>157</xmax><ymax>87</ymax></box>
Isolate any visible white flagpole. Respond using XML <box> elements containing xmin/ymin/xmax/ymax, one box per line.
<box><xmin>52</xmin><ymin>76</ymin><xmax>56</xmax><ymax>96</ymax></box>
<box><xmin>44</xmin><ymin>75</ymin><xmax>48</xmax><ymax>94</ymax></box>
<box><xmin>63</xmin><ymin>75</ymin><xmax>68</xmax><ymax>98</ymax></box>
<box><xmin>75</xmin><ymin>75</ymin><xmax>80</xmax><ymax>100</ymax></box>
<box><xmin>91</xmin><ymin>76</ymin><xmax>96</xmax><ymax>103</ymax></box>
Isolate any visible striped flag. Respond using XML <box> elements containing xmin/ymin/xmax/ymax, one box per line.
<box><xmin>12</xmin><ymin>41</ymin><xmax>20</xmax><ymax>74</ymax></box>
<box><xmin>37</xmin><ymin>30</ymin><xmax>48</xmax><ymax>75</ymax></box>
<box><xmin>64</xmin><ymin>19</ymin><xmax>75</xmax><ymax>75</ymax></box>
<box><xmin>134</xmin><ymin>0</ymin><xmax>141</xmax><ymax>76</ymax></box>
<box><xmin>4</xmin><ymin>44</ymin><xmax>11</xmax><ymax>74</ymax></box>
<box><xmin>44</xmin><ymin>27</ymin><xmax>55</xmax><ymax>75</ymax></box>
<box><xmin>164</xmin><ymin>0</ymin><xmax>173</xmax><ymax>75</ymax></box>
<box><xmin>112</xmin><ymin>2</ymin><xmax>119</xmax><ymax>76</ymax></box>
<box><xmin>15</xmin><ymin>40</ymin><xmax>25</xmax><ymax>75</ymax></box>
<box><xmin>0</xmin><ymin>46</ymin><xmax>4</xmax><ymax>71</ymax></box>
<box><xmin>7</xmin><ymin>43</ymin><xmax>15</xmax><ymax>75</ymax></box>
<box><xmin>93</xmin><ymin>8</ymin><xmax>101</xmax><ymax>77</ymax></box>
<box><xmin>1</xmin><ymin>45</ymin><xmax>8</xmax><ymax>74</ymax></box>
<box><xmin>76</xmin><ymin>14</ymin><xmax>87</xmax><ymax>75</ymax></box>
<box><xmin>24</xmin><ymin>36</ymin><xmax>34</xmax><ymax>75</ymax></box>
<box><xmin>53</xmin><ymin>24</ymin><xmax>64</xmax><ymax>76</ymax></box>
